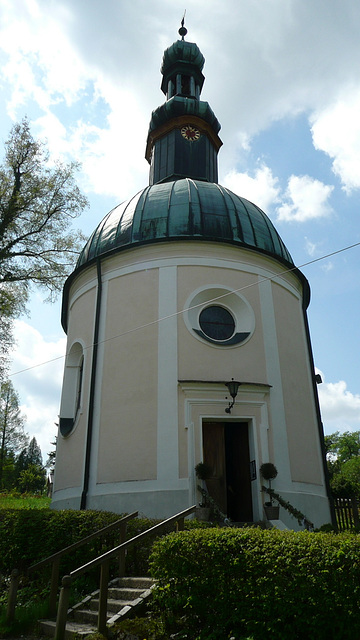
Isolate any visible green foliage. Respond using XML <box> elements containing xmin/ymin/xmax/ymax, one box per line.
<box><xmin>24</xmin><ymin>436</ymin><xmax>43</xmax><ymax>467</ymax></box>
<box><xmin>259</xmin><ymin>462</ymin><xmax>278</xmax><ymax>481</ymax></box>
<box><xmin>0</xmin><ymin>380</ymin><xmax>28</xmax><ymax>489</ymax></box>
<box><xmin>0</xmin><ymin>509</ymin><xmax>209</xmax><ymax>579</ymax></box>
<box><xmin>0</xmin><ymin>508</ymin><xmax>214</xmax><ymax>637</ymax></box>
<box><xmin>0</xmin><ymin>508</ymin><xmax>121</xmax><ymax>574</ymax></box>
<box><xmin>0</xmin><ymin>599</ymin><xmax>49</xmax><ymax>638</ymax></box>
<box><xmin>262</xmin><ymin>486</ymin><xmax>314</xmax><ymax>529</ymax></box>
<box><xmin>112</xmin><ymin>616</ymin><xmax>167</xmax><ymax>640</ymax></box>
<box><xmin>0</xmin><ymin>491</ymin><xmax>50</xmax><ymax>509</ymax></box>
<box><xmin>0</xmin><ymin>118</ymin><xmax>88</xmax><ymax>377</ymax></box>
<box><xmin>325</xmin><ymin>430</ymin><xmax>360</xmax><ymax>465</ymax></box>
<box><xmin>195</xmin><ymin>461</ymin><xmax>212</xmax><ymax>480</ymax></box>
<box><xmin>150</xmin><ymin>527</ymin><xmax>360</xmax><ymax>640</ymax></box>
<box><xmin>45</xmin><ymin>437</ymin><xmax>57</xmax><ymax>471</ymax></box>
<box><xmin>259</xmin><ymin>463</ymin><xmax>278</xmax><ymax>503</ymax></box>
<box><xmin>325</xmin><ymin>430</ymin><xmax>360</xmax><ymax>497</ymax></box>
<box><xmin>17</xmin><ymin>464</ymin><xmax>46</xmax><ymax>494</ymax></box>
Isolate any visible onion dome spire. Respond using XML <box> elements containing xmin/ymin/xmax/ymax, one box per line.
<box><xmin>145</xmin><ymin>26</ymin><xmax>222</xmax><ymax>185</ymax></box>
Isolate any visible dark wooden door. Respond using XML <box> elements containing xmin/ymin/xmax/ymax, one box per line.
<box><xmin>202</xmin><ymin>422</ymin><xmax>253</xmax><ymax>522</ymax></box>
<box><xmin>202</xmin><ymin>422</ymin><xmax>227</xmax><ymax>513</ymax></box>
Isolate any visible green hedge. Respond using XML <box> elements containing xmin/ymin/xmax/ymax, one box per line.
<box><xmin>150</xmin><ymin>527</ymin><xmax>360</xmax><ymax>640</ymax></box>
<box><xmin>0</xmin><ymin>509</ymin><xmax>213</xmax><ymax>577</ymax></box>
<box><xmin>0</xmin><ymin>509</ymin><xmax>122</xmax><ymax>575</ymax></box>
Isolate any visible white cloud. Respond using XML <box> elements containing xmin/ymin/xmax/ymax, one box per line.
<box><xmin>305</xmin><ymin>237</ymin><xmax>318</xmax><ymax>256</ymax></box>
<box><xmin>316</xmin><ymin>370</ymin><xmax>360</xmax><ymax>435</ymax></box>
<box><xmin>276</xmin><ymin>175</ymin><xmax>334</xmax><ymax>222</ymax></box>
<box><xmin>304</xmin><ymin>239</ymin><xmax>334</xmax><ymax>273</ymax></box>
<box><xmin>320</xmin><ymin>261</ymin><xmax>334</xmax><ymax>273</ymax></box>
<box><xmin>65</xmin><ymin>92</ymin><xmax>149</xmax><ymax>199</ymax></box>
<box><xmin>9</xmin><ymin>320</ymin><xmax>66</xmax><ymax>462</ymax></box>
<box><xmin>0</xmin><ymin>2</ymin><xmax>89</xmax><ymax>116</ymax></box>
<box><xmin>223</xmin><ymin>165</ymin><xmax>280</xmax><ymax>210</ymax></box>
<box><xmin>0</xmin><ymin>2</ymin><xmax>151</xmax><ymax>200</ymax></box>
<box><xmin>311</xmin><ymin>90</ymin><xmax>360</xmax><ymax>193</ymax></box>
<box><xmin>2</xmin><ymin>0</ymin><xmax>360</xmax><ymax>204</ymax></box>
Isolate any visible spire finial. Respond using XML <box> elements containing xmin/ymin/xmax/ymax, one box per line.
<box><xmin>178</xmin><ymin>11</ymin><xmax>187</xmax><ymax>40</ymax></box>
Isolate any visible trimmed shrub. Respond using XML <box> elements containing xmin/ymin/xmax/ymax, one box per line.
<box><xmin>0</xmin><ymin>509</ymin><xmax>214</xmax><ymax>578</ymax></box>
<box><xmin>150</xmin><ymin>527</ymin><xmax>360</xmax><ymax>640</ymax></box>
<box><xmin>0</xmin><ymin>508</ymin><xmax>121</xmax><ymax>574</ymax></box>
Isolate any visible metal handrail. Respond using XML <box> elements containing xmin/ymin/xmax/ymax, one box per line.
<box><xmin>7</xmin><ymin>511</ymin><xmax>138</xmax><ymax>622</ymax></box>
<box><xmin>55</xmin><ymin>505</ymin><xmax>196</xmax><ymax>640</ymax></box>
<box><xmin>70</xmin><ymin>505</ymin><xmax>195</xmax><ymax>579</ymax></box>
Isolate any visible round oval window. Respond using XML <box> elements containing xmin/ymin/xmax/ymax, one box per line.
<box><xmin>199</xmin><ymin>305</ymin><xmax>235</xmax><ymax>341</ymax></box>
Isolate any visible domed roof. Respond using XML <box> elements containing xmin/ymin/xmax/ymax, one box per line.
<box><xmin>161</xmin><ymin>40</ymin><xmax>205</xmax><ymax>75</ymax></box>
<box><xmin>77</xmin><ymin>179</ymin><xmax>293</xmax><ymax>268</ymax></box>
<box><xmin>148</xmin><ymin>96</ymin><xmax>221</xmax><ymax>135</ymax></box>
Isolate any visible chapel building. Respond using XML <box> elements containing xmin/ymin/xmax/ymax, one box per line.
<box><xmin>52</xmin><ymin>24</ymin><xmax>333</xmax><ymax>529</ymax></box>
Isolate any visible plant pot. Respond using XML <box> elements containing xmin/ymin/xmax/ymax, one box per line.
<box><xmin>195</xmin><ymin>507</ymin><xmax>211</xmax><ymax>521</ymax></box>
<box><xmin>264</xmin><ymin>505</ymin><xmax>280</xmax><ymax>520</ymax></box>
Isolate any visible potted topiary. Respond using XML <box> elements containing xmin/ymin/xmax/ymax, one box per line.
<box><xmin>260</xmin><ymin>462</ymin><xmax>280</xmax><ymax>520</ymax></box>
<box><xmin>195</xmin><ymin>462</ymin><xmax>212</xmax><ymax>521</ymax></box>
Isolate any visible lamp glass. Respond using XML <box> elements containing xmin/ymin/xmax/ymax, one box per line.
<box><xmin>226</xmin><ymin>380</ymin><xmax>240</xmax><ymax>398</ymax></box>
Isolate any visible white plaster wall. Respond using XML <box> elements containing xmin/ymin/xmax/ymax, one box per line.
<box><xmin>53</xmin><ymin>284</ymin><xmax>97</xmax><ymax>495</ymax></box>
<box><xmin>52</xmin><ymin>240</ymin><xmax>331</xmax><ymax>526</ymax></box>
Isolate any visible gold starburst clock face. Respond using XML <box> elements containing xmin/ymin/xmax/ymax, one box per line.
<box><xmin>181</xmin><ymin>125</ymin><xmax>201</xmax><ymax>141</ymax></box>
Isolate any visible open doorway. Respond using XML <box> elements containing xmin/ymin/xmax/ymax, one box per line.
<box><xmin>202</xmin><ymin>421</ymin><xmax>253</xmax><ymax>522</ymax></box>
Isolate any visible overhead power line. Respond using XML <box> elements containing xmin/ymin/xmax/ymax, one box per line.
<box><xmin>10</xmin><ymin>239</ymin><xmax>360</xmax><ymax>377</ymax></box>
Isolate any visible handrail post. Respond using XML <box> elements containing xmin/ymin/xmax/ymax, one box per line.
<box><xmin>98</xmin><ymin>559</ymin><xmax>110</xmax><ymax>635</ymax></box>
<box><xmin>176</xmin><ymin>517</ymin><xmax>185</xmax><ymax>532</ymax></box>
<box><xmin>6</xmin><ymin>569</ymin><xmax>19</xmax><ymax>623</ymax></box>
<box><xmin>55</xmin><ymin>575</ymin><xmax>72</xmax><ymax>640</ymax></box>
<box><xmin>49</xmin><ymin>557</ymin><xmax>60</xmax><ymax>617</ymax></box>
<box><xmin>118</xmin><ymin>522</ymin><xmax>127</xmax><ymax>577</ymax></box>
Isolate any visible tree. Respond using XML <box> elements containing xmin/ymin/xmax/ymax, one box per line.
<box><xmin>18</xmin><ymin>463</ymin><xmax>46</xmax><ymax>494</ymax></box>
<box><xmin>45</xmin><ymin>435</ymin><xmax>57</xmax><ymax>472</ymax></box>
<box><xmin>0</xmin><ymin>118</ymin><xmax>88</xmax><ymax>374</ymax></box>
<box><xmin>14</xmin><ymin>436</ymin><xmax>46</xmax><ymax>493</ymax></box>
<box><xmin>325</xmin><ymin>430</ymin><xmax>360</xmax><ymax>498</ymax></box>
<box><xmin>26</xmin><ymin>436</ymin><xmax>43</xmax><ymax>467</ymax></box>
<box><xmin>325</xmin><ymin>430</ymin><xmax>360</xmax><ymax>465</ymax></box>
<box><xmin>0</xmin><ymin>379</ymin><xmax>28</xmax><ymax>488</ymax></box>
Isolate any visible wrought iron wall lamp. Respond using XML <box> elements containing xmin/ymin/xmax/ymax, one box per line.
<box><xmin>225</xmin><ymin>379</ymin><xmax>241</xmax><ymax>413</ymax></box>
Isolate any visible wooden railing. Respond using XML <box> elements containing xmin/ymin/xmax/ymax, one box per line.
<box><xmin>55</xmin><ymin>505</ymin><xmax>196</xmax><ymax>640</ymax></box>
<box><xmin>334</xmin><ymin>497</ymin><xmax>360</xmax><ymax>531</ymax></box>
<box><xmin>6</xmin><ymin>511</ymin><xmax>138</xmax><ymax>623</ymax></box>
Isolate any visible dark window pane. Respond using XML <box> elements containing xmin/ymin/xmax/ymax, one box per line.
<box><xmin>199</xmin><ymin>306</ymin><xmax>235</xmax><ymax>341</ymax></box>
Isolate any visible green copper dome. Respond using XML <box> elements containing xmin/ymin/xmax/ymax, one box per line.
<box><xmin>77</xmin><ymin>179</ymin><xmax>293</xmax><ymax>268</ymax></box>
<box><xmin>161</xmin><ymin>40</ymin><xmax>205</xmax><ymax>75</ymax></box>
<box><xmin>148</xmin><ymin>96</ymin><xmax>220</xmax><ymax>135</ymax></box>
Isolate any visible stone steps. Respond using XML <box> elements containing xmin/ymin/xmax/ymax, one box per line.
<box><xmin>39</xmin><ymin>576</ymin><xmax>156</xmax><ymax>638</ymax></box>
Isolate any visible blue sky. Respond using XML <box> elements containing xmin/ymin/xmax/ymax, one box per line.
<box><xmin>1</xmin><ymin>0</ymin><xmax>360</xmax><ymax>459</ymax></box>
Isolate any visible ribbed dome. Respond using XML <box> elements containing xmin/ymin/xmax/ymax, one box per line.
<box><xmin>77</xmin><ymin>179</ymin><xmax>293</xmax><ymax>268</ymax></box>
<box><xmin>161</xmin><ymin>40</ymin><xmax>205</xmax><ymax>75</ymax></box>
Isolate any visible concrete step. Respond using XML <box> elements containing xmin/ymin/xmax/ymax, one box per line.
<box><xmin>72</xmin><ymin>608</ymin><xmax>103</xmax><ymax>624</ymax></box>
<box><xmin>91</xmin><ymin>596</ymin><xmax>135</xmax><ymax>612</ymax></box>
<box><xmin>39</xmin><ymin>619</ymin><xmax>96</xmax><ymax>639</ymax></box>
<box><xmin>38</xmin><ymin>576</ymin><xmax>156</xmax><ymax>638</ymax></box>
<box><xmin>107</xmin><ymin>587</ymin><xmax>145</xmax><ymax>600</ymax></box>
<box><xmin>114</xmin><ymin>576</ymin><xmax>155</xmax><ymax>589</ymax></box>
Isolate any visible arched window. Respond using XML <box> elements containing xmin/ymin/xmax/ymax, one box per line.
<box><xmin>59</xmin><ymin>342</ymin><xmax>84</xmax><ymax>437</ymax></box>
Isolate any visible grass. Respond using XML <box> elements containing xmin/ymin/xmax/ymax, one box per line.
<box><xmin>0</xmin><ymin>600</ymin><xmax>50</xmax><ymax>638</ymax></box>
<box><xmin>0</xmin><ymin>492</ymin><xmax>51</xmax><ymax>509</ymax></box>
